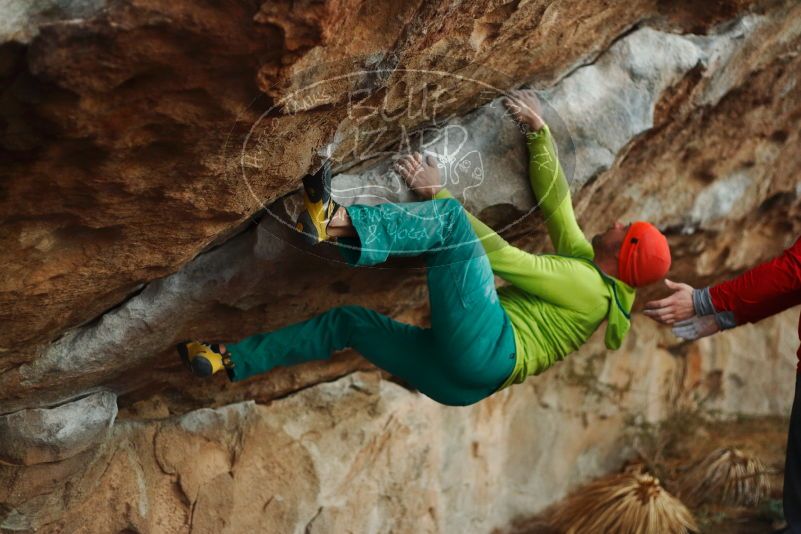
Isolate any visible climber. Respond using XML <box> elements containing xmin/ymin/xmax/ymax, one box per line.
<box><xmin>176</xmin><ymin>89</ymin><xmax>672</xmax><ymax>407</ymax></box>
<box><xmin>642</xmin><ymin>237</ymin><xmax>801</xmax><ymax>534</ymax></box>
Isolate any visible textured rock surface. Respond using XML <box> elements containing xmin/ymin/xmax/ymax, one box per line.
<box><xmin>1</xmin><ymin>0</ymin><xmax>801</xmax><ymax>531</ymax></box>
<box><xmin>1</xmin><ymin>314</ymin><xmax>797</xmax><ymax>532</ymax></box>
<box><xmin>0</xmin><ymin>0</ymin><xmax>784</xmax><ymax>353</ymax></box>
<box><xmin>5</xmin><ymin>4</ymin><xmax>801</xmax><ymax>414</ymax></box>
<box><xmin>0</xmin><ymin>391</ymin><xmax>117</xmax><ymax>465</ymax></box>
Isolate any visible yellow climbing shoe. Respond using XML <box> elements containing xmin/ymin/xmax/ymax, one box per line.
<box><xmin>175</xmin><ymin>341</ymin><xmax>233</xmax><ymax>378</ymax></box>
<box><xmin>295</xmin><ymin>161</ymin><xmax>340</xmax><ymax>245</ymax></box>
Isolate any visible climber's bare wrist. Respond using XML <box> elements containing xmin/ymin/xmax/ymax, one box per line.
<box><xmin>525</xmin><ymin>117</ymin><xmax>546</xmax><ymax>132</ymax></box>
<box><xmin>418</xmin><ymin>184</ymin><xmax>443</xmax><ymax>200</ymax></box>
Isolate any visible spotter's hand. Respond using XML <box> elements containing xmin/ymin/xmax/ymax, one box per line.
<box><xmin>393</xmin><ymin>152</ymin><xmax>443</xmax><ymax>200</ymax></box>
<box><xmin>672</xmin><ymin>315</ymin><xmax>720</xmax><ymax>341</ymax></box>
<box><xmin>643</xmin><ymin>279</ymin><xmax>696</xmax><ymax>325</ymax></box>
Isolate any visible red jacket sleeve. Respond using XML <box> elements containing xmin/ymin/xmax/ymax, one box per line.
<box><xmin>709</xmin><ymin>236</ymin><xmax>801</xmax><ymax>324</ymax></box>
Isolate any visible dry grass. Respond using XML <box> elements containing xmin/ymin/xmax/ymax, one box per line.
<box><xmin>549</xmin><ymin>467</ymin><xmax>698</xmax><ymax>534</ymax></box>
<box><xmin>680</xmin><ymin>447</ymin><xmax>772</xmax><ymax>507</ymax></box>
<box><xmin>509</xmin><ymin>417</ymin><xmax>787</xmax><ymax>534</ymax></box>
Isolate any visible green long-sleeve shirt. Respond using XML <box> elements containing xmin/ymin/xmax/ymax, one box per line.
<box><xmin>433</xmin><ymin>125</ymin><xmax>635</xmax><ymax>389</ymax></box>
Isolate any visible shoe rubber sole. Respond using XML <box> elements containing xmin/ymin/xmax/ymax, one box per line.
<box><xmin>176</xmin><ymin>341</ymin><xmax>191</xmax><ymax>368</ymax></box>
<box><xmin>175</xmin><ymin>341</ymin><xmax>216</xmax><ymax>378</ymax></box>
<box><xmin>297</xmin><ymin>162</ymin><xmax>340</xmax><ymax>245</ymax></box>
<box><xmin>295</xmin><ymin>210</ymin><xmax>321</xmax><ymax>246</ymax></box>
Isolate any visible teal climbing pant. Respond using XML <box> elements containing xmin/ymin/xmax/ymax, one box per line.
<box><xmin>225</xmin><ymin>198</ymin><xmax>517</xmax><ymax>406</ymax></box>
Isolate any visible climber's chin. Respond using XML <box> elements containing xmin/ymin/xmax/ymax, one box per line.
<box><xmin>591</xmin><ymin>222</ymin><xmax>630</xmax><ymax>257</ymax></box>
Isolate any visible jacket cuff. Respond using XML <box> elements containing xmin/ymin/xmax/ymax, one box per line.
<box><xmin>714</xmin><ymin>311</ymin><xmax>738</xmax><ymax>330</ymax></box>
<box><xmin>525</xmin><ymin>124</ymin><xmax>550</xmax><ymax>145</ymax></box>
<box><xmin>692</xmin><ymin>287</ymin><xmax>717</xmax><ymax>316</ymax></box>
<box><xmin>432</xmin><ymin>187</ymin><xmax>454</xmax><ymax>200</ymax></box>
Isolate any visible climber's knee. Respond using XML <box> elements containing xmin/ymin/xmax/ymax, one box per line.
<box><xmin>435</xmin><ymin>197</ymin><xmax>465</xmax><ymax>222</ymax></box>
<box><xmin>327</xmin><ymin>304</ymin><xmax>363</xmax><ymax>323</ymax></box>
<box><xmin>431</xmin><ymin>198</ymin><xmax>471</xmax><ymax>238</ymax></box>
<box><xmin>425</xmin><ymin>198</ymin><xmax>482</xmax><ymax>267</ymax></box>
<box><xmin>435</xmin><ymin>197</ymin><xmax>461</xmax><ymax>210</ymax></box>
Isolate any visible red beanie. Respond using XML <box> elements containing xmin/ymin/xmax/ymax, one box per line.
<box><xmin>617</xmin><ymin>221</ymin><xmax>671</xmax><ymax>288</ymax></box>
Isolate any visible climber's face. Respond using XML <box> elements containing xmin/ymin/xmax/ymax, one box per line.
<box><xmin>592</xmin><ymin>221</ymin><xmax>630</xmax><ymax>258</ymax></box>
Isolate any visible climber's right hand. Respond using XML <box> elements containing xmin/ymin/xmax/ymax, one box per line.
<box><xmin>394</xmin><ymin>152</ymin><xmax>443</xmax><ymax>200</ymax></box>
<box><xmin>503</xmin><ymin>89</ymin><xmax>545</xmax><ymax>131</ymax></box>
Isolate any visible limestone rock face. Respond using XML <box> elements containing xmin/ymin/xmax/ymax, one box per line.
<box><xmin>0</xmin><ymin>391</ymin><xmax>117</xmax><ymax>465</ymax></box>
<box><xmin>2</xmin><ymin>314</ymin><xmax>798</xmax><ymax>533</ymax></box>
<box><xmin>1</xmin><ymin>0</ymin><xmax>801</xmax><ymax>531</ymax></box>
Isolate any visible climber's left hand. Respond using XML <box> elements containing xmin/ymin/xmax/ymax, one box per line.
<box><xmin>394</xmin><ymin>152</ymin><xmax>443</xmax><ymax>199</ymax></box>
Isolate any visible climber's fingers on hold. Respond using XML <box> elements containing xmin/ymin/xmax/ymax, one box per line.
<box><xmin>393</xmin><ymin>159</ymin><xmax>412</xmax><ymax>178</ymax></box>
<box><xmin>400</xmin><ymin>153</ymin><xmax>420</xmax><ymax>168</ymax></box>
<box><xmin>502</xmin><ymin>94</ymin><xmax>518</xmax><ymax>106</ymax></box>
<box><xmin>516</xmin><ymin>88</ymin><xmax>533</xmax><ymax>97</ymax></box>
<box><xmin>508</xmin><ymin>88</ymin><xmax>540</xmax><ymax>112</ymax></box>
<box><xmin>504</xmin><ymin>93</ymin><xmax>533</xmax><ymax>120</ymax></box>
<box><xmin>405</xmin><ymin>155</ymin><xmax>422</xmax><ymax>172</ymax></box>
<box><xmin>394</xmin><ymin>154</ymin><xmax>413</xmax><ymax>168</ymax></box>
<box><xmin>510</xmin><ymin>89</ymin><xmax>529</xmax><ymax>103</ymax></box>
<box><xmin>502</xmin><ymin>97</ymin><xmax>520</xmax><ymax>112</ymax></box>
<box><xmin>425</xmin><ymin>154</ymin><xmax>438</xmax><ymax>167</ymax></box>
<box><xmin>393</xmin><ymin>161</ymin><xmax>410</xmax><ymax>179</ymax></box>
<box><xmin>397</xmin><ymin>158</ymin><xmax>419</xmax><ymax>178</ymax></box>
